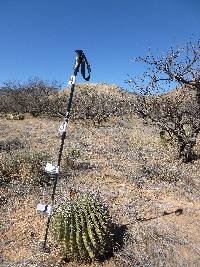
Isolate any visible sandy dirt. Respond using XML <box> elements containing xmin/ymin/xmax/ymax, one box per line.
<box><xmin>1</xmin><ymin>116</ymin><xmax>200</xmax><ymax>266</ymax></box>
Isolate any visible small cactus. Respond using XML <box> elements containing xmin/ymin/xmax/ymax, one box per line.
<box><xmin>52</xmin><ymin>193</ymin><xmax>113</xmax><ymax>262</ymax></box>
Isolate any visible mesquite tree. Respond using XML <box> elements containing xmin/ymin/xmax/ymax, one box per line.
<box><xmin>128</xmin><ymin>40</ymin><xmax>200</xmax><ymax>162</ymax></box>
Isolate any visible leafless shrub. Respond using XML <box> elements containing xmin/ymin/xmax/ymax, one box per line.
<box><xmin>0</xmin><ymin>78</ymin><xmax>61</xmax><ymax>117</ymax></box>
<box><xmin>37</xmin><ymin>83</ymin><xmax>135</xmax><ymax>123</ymax></box>
<box><xmin>0</xmin><ymin>81</ymin><xmax>134</xmax><ymax>124</ymax></box>
<box><xmin>127</xmin><ymin>40</ymin><xmax>200</xmax><ymax>162</ymax></box>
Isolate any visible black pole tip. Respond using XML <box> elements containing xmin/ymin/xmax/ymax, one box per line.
<box><xmin>75</xmin><ymin>50</ymin><xmax>83</xmax><ymax>56</ymax></box>
<box><xmin>40</xmin><ymin>242</ymin><xmax>51</xmax><ymax>253</ymax></box>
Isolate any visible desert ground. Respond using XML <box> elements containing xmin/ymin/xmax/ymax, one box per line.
<box><xmin>1</xmin><ymin>86</ymin><xmax>200</xmax><ymax>267</ymax></box>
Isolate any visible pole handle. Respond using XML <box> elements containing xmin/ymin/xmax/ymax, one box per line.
<box><xmin>74</xmin><ymin>50</ymin><xmax>91</xmax><ymax>81</ymax></box>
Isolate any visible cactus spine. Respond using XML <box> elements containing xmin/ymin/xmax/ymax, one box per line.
<box><xmin>52</xmin><ymin>193</ymin><xmax>113</xmax><ymax>262</ymax></box>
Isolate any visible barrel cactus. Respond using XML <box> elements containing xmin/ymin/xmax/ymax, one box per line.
<box><xmin>52</xmin><ymin>193</ymin><xmax>113</xmax><ymax>262</ymax></box>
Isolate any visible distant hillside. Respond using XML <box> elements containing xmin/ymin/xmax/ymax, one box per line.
<box><xmin>66</xmin><ymin>82</ymin><xmax>123</xmax><ymax>93</ymax></box>
<box><xmin>0</xmin><ymin>87</ymin><xmax>11</xmax><ymax>96</ymax></box>
<box><xmin>63</xmin><ymin>82</ymin><xmax>135</xmax><ymax>99</ymax></box>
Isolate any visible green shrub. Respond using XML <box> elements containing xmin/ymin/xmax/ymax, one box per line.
<box><xmin>0</xmin><ymin>138</ymin><xmax>24</xmax><ymax>152</ymax></box>
<box><xmin>0</xmin><ymin>150</ymin><xmax>50</xmax><ymax>186</ymax></box>
<box><xmin>52</xmin><ymin>193</ymin><xmax>113</xmax><ymax>263</ymax></box>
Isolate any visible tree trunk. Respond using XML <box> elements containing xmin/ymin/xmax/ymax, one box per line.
<box><xmin>178</xmin><ymin>137</ymin><xmax>197</xmax><ymax>163</ymax></box>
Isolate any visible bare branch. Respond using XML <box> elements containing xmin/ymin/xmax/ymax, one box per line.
<box><xmin>128</xmin><ymin>40</ymin><xmax>200</xmax><ymax>162</ymax></box>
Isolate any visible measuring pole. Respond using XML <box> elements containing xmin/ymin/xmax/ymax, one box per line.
<box><xmin>41</xmin><ymin>50</ymin><xmax>91</xmax><ymax>249</ymax></box>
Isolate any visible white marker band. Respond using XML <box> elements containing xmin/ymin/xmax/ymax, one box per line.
<box><xmin>68</xmin><ymin>75</ymin><xmax>76</xmax><ymax>85</ymax></box>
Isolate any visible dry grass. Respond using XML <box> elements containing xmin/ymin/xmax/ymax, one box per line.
<box><xmin>1</xmin><ymin>110</ymin><xmax>200</xmax><ymax>266</ymax></box>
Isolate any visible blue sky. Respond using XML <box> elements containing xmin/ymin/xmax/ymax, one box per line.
<box><xmin>0</xmin><ymin>0</ymin><xmax>199</xmax><ymax>89</ymax></box>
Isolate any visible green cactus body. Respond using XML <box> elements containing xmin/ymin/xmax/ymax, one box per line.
<box><xmin>87</xmin><ymin>202</ymin><xmax>105</xmax><ymax>238</ymax></box>
<box><xmin>52</xmin><ymin>193</ymin><xmax>113</xmax><ymax>262</ymax></box>
<box><xmin>57</xmin><ymin>210</ymin><xmax>65</xmax><ymax>241</ymax></box>
<box><xmin>74</xmin><ymin>206</ymin><xmax>88</xmax><ymax>260</ymax></box>
<box><xmin>93</xmin><ymin>201</ymin><xmax>110</xmax><ymax>232</ymax></box>
<box><xmin>69</xmin><ymin>205</ymin><xmax>79</xmax><ymax>259</ymax></box>
<box><xmin>64</xmin><ymin>205</ymin><xmax>73</xmax><ymax>254</ymax></box>
<box><xmin>77</xmin><ymin>200</ymin><xmax>96</xmax><ymax>260</ymax></box>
